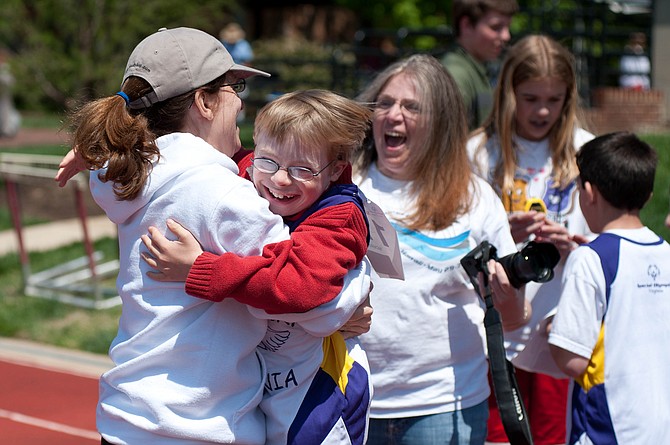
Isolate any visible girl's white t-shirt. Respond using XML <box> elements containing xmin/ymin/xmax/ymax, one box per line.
<box><xmin>467</xmin><ymin>129</ymin><xmax>594</xmax><ymax>377</ymax></box>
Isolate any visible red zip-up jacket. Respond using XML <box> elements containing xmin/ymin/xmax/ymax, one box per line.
<box><xmin>185</xmin><ymin>152</ymin><xmax>368</xmax><ymax>314</ymax></box>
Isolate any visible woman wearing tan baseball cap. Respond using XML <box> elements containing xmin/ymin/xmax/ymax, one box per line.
<box><xmin>55</xmin><ymin>27</ymin><xmax>339</xmax><ymax>444</ymax></box>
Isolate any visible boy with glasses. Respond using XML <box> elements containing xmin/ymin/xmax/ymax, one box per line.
<box><xmin>142</xmin><ymin>89</ymin><xmax>378</xmax><ymax>445</ymax></box>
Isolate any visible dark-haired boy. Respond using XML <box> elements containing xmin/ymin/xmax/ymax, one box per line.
<box><xmin>548</xmin><ymin>131</ymin><xmax>670</xmax><ymax>444</ymax></box>
<box><xmin>441</xmin><ymin>0</ymin><xmax>518</xmax><ymax>130</ymax></box>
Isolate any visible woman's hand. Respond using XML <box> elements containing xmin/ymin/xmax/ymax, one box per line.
<box><xmin>141</xmin><ymin>219</ymin><xmax>204</xmax><ymax>282</ymax></box>
<box><xmin>486</xmin><ymin>259</ymin><xmax>531</xmax><ymax>331</ymax></box>
<box><xmin>55</xmin><ymin>148</ymin><xmax>88</xmax><ymax>187</ymax></box>
<box><xmin>339</xmin><ymin>287</ymin><xmax>373</xmax><ymax>340</ymax></box>
<box><xmin>508</xmin><ymin>211</ymin><xmax>546</xmax><ymax>243</ymax></box>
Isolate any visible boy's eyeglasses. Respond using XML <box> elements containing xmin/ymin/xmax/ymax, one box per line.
<box><xmin>221</xmin><ymin>79</ymin><xmax>246</xmax><ymax>94</ymax></box>
<box><xmin>251</xmin><ymin>157</ymin><xmax>335</xmax><ymax>182</ymax></box>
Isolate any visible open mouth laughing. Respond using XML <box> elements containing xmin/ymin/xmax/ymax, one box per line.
<box><xmin>385</xmin><ymin>131</ymin><xmax>407</xmax><ymax>147</ymax></box>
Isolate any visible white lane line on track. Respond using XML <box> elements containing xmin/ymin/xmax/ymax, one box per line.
<box><xmin>0</xmin><ymin>408</ymin><xmax>99</xmax><ymax>440</ymax></box>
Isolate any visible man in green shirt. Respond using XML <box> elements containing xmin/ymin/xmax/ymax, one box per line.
<box><xmin>442</xmin><ymin>0</ymin><xmax>518</xmax><ymax>130</ymax></box>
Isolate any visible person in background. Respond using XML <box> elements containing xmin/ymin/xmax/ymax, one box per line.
<box><xmin>54</xmin><ymin>27</ymin><xmax>368</xmax><ymax>445</ymax></box>
<box><xmin>442</xmin><ymin>0</ymin><xmax>518</xmax><ymax>130</ymax></box>
<box><xmin>619</xmin><ymin>31</ymin><xmax>651</xmax><ymax>91</ymax></box>
<box><xmin>0</xmin><ymin>48</ymin><xmax>20</xmax><ymax>138</ymax></box>
<box><xmin>549</xmin><ymin>131</ymin><xmax>670</xmax><ymax>444</ymax></box>
<box><xmin>468</xmin><ymin>34</ymin><xmax>594</xmax><ymax>445</ymax></box>
<box><xmin>220</xmin><ymin>22</ymin><xmax>254</xmax><ymax>66</ymax></box>
<box><xmin>354</xmin><ymin>53</ymin><xmax>529</xmax><ymax>445</ymax></box>
<box><xmin>220</xmin><ymin>22</ymin><xmax>254</xmax><ymax>122</ymax></box>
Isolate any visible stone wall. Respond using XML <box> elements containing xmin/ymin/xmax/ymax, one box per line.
<box><xmin>583</xmin><ymin>87</ymin><xmax>666</xmax><ymax>135</ymax></box>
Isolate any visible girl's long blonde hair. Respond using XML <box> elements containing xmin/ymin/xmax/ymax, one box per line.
<box><xmin>473</xmin><ymin>34</ymin><xmax>586</xmax><ymax>195</ymax></box>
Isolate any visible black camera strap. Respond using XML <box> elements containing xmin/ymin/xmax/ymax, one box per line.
<box><xmin>481</xmin><ymin>282</ymin><xmax>534</xmax><ymax>445</ymax></box>
<box><xmin>460</xmin><ymin>240</ymin><xmax>561</xmax><ymax>444</ymax></box>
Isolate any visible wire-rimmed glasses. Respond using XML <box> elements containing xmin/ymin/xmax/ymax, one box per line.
<box><xmin>251</xmin><ymin>157</ymin><xmax>335</xmax><ymax>182</ymax></box>
<box><xmin>374</xmin><ymin>95</ymin><xmax>422</xmax><ymax>118</ymax></box>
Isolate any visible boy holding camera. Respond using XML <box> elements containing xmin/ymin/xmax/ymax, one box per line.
<box><xmin>548</xmin><ymin>131</ymin><xmax>670</xmax><ymax>444</ymax></box>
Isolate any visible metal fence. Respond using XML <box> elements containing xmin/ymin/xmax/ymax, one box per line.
<box><xmin>0</xmin><ymin>153</ymin><xmax>120</xmax><ymax>309</ymax></box>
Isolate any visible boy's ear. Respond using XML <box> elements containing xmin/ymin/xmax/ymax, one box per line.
<box><xmin>329</xmin><ymin>160</ymin><xmax>349</xmax><ymax>182</ymax></box>
<box><xmin>643</xmin><ymin>191</ymin><xmax>654</xmax><ymax>207</ymax></box>
<box><xmin>582</xmin><ymin>181</ymin><xmax>598</xmax><ymax>205</ymax></box>
<box><xmin>459</xmin><ymin>15</ymin><xmax>475</xmax><ymax>34</ymax></box>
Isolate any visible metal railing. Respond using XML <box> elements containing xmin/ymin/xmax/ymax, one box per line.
<box><xmin>0</xmin><ymin>153</ymin><xmax>119</xmax><ymax>309</ymax></box>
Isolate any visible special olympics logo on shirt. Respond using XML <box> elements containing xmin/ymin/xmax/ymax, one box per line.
<box><xmin>648</xmin><ymin>264</ymin><xmax>660</xmax><ymax>281</ymax></box>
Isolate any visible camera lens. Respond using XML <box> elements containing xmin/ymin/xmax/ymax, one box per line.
<box><xmin>499</xmin><ymin>242</ymin><xmax>560</xmax><ymax>289</ymax></box>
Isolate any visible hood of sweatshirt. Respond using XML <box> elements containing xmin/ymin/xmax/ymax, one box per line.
<box><xmin>90</xmin><ymin>133</ymin><xmax>238</xmax><ymax>224</ymax></box>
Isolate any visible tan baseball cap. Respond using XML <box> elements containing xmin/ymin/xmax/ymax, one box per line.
<box><xmin>123</xmin><ymin>27</ymin><xmax>269</xmax><ymax>109</ymax></box>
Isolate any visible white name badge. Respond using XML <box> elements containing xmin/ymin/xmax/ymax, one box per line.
<box><xmin>363</xmin><ymin>199</ymin><xmax>404</xmax><ymax>280</ymax></box>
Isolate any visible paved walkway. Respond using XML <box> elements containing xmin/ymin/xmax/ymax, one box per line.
<box><xmin>0</xmin><ymin>336</ymin><xmax>112</xmax><ymax>378</ymax></box>
<box><xmin>0</xmin><ymin>127</ymin><xmax>70</xmax><ymax>148</ymax></box>
<box><xmin>0</xmin><ymin>215</ymin><xmax>117</xmax><ymax>257</ymax></box>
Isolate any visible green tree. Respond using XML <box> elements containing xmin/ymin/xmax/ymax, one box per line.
<box><xmin>0</xmin><ymin>0</ymin><xmax>239</xmax><ymax>112</ymax></box>
<box><xmin>334</xmin><ymin>0</ymin><xmax>450</xmax><ymax>29</ymax></box>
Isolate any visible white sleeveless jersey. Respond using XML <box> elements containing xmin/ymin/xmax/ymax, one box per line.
<box><xmin>549</xmin><ymin>228</ymin><xmax>670</xmax><ymax>444</ymax></box>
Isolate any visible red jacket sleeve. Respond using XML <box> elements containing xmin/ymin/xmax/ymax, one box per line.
<box><xmin>185</xmin><ymin>202</ymin><xmax>368</xmax><ymax>314</ymax></box>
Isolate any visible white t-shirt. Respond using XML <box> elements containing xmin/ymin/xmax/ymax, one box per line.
<box><xmin>467</xmin><ymin>130</ymin><xmax>594</xmax><ymax>228</ymax></box>
<box><xmin>619</xmin><ymin>52</ymin><xmax>651</xmax><ymax>90</ymax></box>
<box><xmin>467</xmin><ymin>130</ymin><xmax>594</xmax><ymax>377</ymax></box>
<box><xmin>549</xmin><ymin>228</ymin><xmax>670</xmax><ymax>444</ymax></box>
<box><xmin>355</xmin><ymin>163</ymin><xmax>516</xmax><ymax>418</ymax></box>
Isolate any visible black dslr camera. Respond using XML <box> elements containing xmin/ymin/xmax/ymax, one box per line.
<box><xmin>461</xmin><ymin>241</ymin><xmax>560</xmax><ymax>290</ymax></box>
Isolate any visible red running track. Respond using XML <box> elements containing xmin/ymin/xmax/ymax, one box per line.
<box><xmin>0</xmin><ymin>339</ymin><xmax>108</xmax><ymax>444</ymax></box>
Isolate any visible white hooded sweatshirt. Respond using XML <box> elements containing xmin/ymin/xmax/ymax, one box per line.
<box><xmin>93</xmin><ymin>133</ymin><xmax>289</xmax><ymax>445</ymax></box>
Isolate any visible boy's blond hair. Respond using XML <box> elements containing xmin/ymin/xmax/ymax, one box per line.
<box><xmin>253</xmin><ymin>90</ymin><xmax>372</xmax><ymax>162</ymax></box>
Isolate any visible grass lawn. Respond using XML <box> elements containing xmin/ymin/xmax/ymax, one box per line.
<box><xmin>0</xmin><ymin>118</ymin><xmax>669</xmax><ymax>355</ymax></box>
<box><xmin>0</xmin><ymin>237</ymin><xmax>121</xmax><ymax>354</ymax></box>
<box><xmin>20</xmin><ymin>112</ymin><xmax>66</xmax><ymax>129</ymax></box>
<box><xmin>639</xmin><ymin>133</ymin><xmax>670</xmax><ymax>241</ymax></box>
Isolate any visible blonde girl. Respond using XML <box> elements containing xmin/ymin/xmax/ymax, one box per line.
<box><xmin>468</xmin><ymin>34</ymin><xmax>595</xmax><ymax>445</ymax></box>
